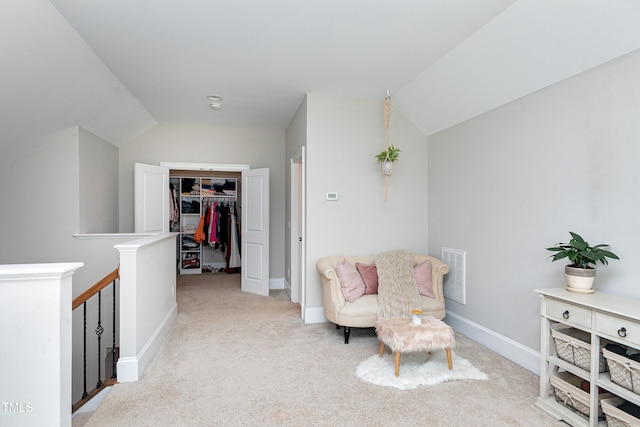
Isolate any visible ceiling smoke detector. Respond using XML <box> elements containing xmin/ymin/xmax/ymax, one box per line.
<box><xmin>206</xmin><ymin>95</ymin><xmax>223</xmax><ymax>101</ymax></box>
<box><xmin>210</xmin><ymin>102</ymin><xmax>222</xmax><ymax>110</ymax></box>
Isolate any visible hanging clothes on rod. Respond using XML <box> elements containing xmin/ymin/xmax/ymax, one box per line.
<box><xmin>194</xmin><ymin>211</ymin><xmax>206</xmax><ymax>244</ymax></box>
<box><xmin>207</xmin><ymin>200</ymin><xmax>218</xmax><ymax>245</ymax></box>
<box><xmin>169</xmin><ymin>183</ymin><xmax>179</xmax><ymax>230</ymax></box>
<box><xmin>199</xmin><ymin>196</ymin><xmax>241</xmax><ymax>273</ymax></box>
<box><xmin>201</xmin><ymin>197</ymin><xmax>235</xmax><ymax>246</ymax></box>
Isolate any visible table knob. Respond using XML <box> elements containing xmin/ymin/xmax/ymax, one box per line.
<box><xmin>618</xmin><ymin>327</ymin><xmax>627</xmax><ymax>338</ymax></box>
<box><xmin>563</xmin><ymin>310</ymin><xmax>570</xmax><ymax>319</ymax></box>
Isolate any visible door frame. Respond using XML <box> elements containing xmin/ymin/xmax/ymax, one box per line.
<box><xmin>290</xmin><ymin>147</ymin><xmax>306</xmax><ymax>319</ymax></box>
<box><xmin>160</xmin><ymin>162</ymin><xmax>250</xmax><ymax>173</ymax></box>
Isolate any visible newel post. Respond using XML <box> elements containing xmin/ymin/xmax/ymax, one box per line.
<box><xmin>0</xmin><ymin>262</ymin><xmax>83</xmax><ymax>427</ymax></box>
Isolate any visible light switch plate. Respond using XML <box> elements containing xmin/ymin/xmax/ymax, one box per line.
<box><xmin>325</xmin><ymin>192</ymin><xmax>339</xmax><ymax>201</ymax></box>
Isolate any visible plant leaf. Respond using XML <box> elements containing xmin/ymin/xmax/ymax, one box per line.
<box><xmin>599</xmin><ymin>249</ymin><xmax>619</xmax><ymax>260</ymax></box>
<box><xmin>551</xmin><ymin>252</ymin><xmax>569</xmax><ymax>261</ymax></box>
<box><xmin>569</xmin><ymin>232</ymin><xmax>586</xmax><ymax>245</ymax></box>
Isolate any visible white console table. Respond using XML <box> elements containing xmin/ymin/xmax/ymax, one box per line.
<box><xmin>536</xmin><ymin>287</ymin><xmax>640</xmax><ymax>427</ymax></box>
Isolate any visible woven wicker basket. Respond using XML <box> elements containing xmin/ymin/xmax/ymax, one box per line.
<box><xmin>603</xmin><ymin>348</ymin><xmax>640</xmax><ymax>394</ymax></box>
<box><xmin>601</xmin><ymin>397</ymin><xmax>640</xmax><ymax>427</ymax></box>
<box><xmin>551</xmin><ymin>323</ymin><xmax>608</xmax><ymax>373</ymax></box>
<box><xmin>550</xmin><ymin>371</ymin><xmax>612</xmax><ymax>420</ymax></box>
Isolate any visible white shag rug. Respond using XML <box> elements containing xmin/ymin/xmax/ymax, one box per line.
<box><xmin>356</xmin><ymin>350</ymin><xmax>488</xmax><ymax>390</ymax></box>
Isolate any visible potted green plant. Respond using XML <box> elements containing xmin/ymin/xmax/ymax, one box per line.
<box><xmin>546</xmin><ymin>231</ymin><xmax>619</xmax><ymax>293</ymax></box>
<box><xmin>375</xmin><ymin>145</ymin><xmax>401</xmax><ymax>176</ymax></box>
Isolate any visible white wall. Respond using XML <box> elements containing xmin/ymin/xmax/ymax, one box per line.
<box><xmin>303</xmin><ymin>94</ymin><xmax>430</xmax><ymax>316</ymax></box>
<box><xmin>115</xmin><ymin>234</ymin><xmax>177</xmax><ymax>382</ymax></box>
<box><xmin>428</xmin><ymin>48</ymin><xmax>640</xmax><ymax>353</ymax></box>
<box><xmin>118</xmin><ymin>122</ymin><xmax>286</xmax><ymax>278</ymax></box>
<box><xmin>0</xmin><ymin>0</ymin><xmax>155</xmax><ymax>170</ymax></box>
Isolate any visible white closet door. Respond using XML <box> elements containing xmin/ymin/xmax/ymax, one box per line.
<box><xmin>241</xmin><ymin>168</ymin><xmax>270</xmax><ymax>296</ymax></box>
<box><xmin>134</xmin><ymin>162</ymin><xmax>169</xmax><ymax>233</ymax></box>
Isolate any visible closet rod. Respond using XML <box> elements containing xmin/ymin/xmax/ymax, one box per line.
<box><xmin>202</xmin><ymin>196</ymin><xmax>236</xmax><ymax>202</ymax></box>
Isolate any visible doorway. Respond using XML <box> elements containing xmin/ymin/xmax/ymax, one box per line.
<box><xmin>135</xmin><ymin>161</ymin><xmax>270</xmax><ymax>296</ymax></box>
<box><xmin>169</xmin><ymin>168</ymin><xmax>241</xmax><ymax>275</ymax></box>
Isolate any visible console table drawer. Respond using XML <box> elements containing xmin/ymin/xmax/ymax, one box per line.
<box><xmin>546</xmin><ymin>298</ymin><xmax>591</xmax><ymax>329</ymax></box>
<box><xmin>595</xmin><ymin>312</ymin><xmax>640</xmax><ymax>348</ymax></box>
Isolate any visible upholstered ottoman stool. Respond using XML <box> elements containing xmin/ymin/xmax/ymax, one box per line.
<box><xmin>376</xmin><ymin>315</ymin><xmax>455</xmax><ymax>377</ymax></box>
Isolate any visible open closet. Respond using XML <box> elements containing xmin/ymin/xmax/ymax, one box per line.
<box><xmin>136</xmin><ymin>161</ymin><xmax>269</xmax><ymax>295</ymax></box>
<box><xmin>169</xmin><ymin>169</ymin><xmax>242</xmax><ymax>275</ymax></box>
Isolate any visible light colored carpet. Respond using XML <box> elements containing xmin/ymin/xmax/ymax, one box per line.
<box><xmin>77</xmin><ymin>273</ymin><xmax>563</xmax><ymax>427</ymax></box>
<box><xmin>356</xmin><ymin>350</ymin><xmax>488</xmax><ymax>390</ymax></box>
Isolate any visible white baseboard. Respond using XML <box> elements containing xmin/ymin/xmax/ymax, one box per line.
<box><xmin>304</xmin><ymin>307</ymin><xmax>326</xmax><ymax>324</ymax></box>
<box><xmin>73</xmin><ymin>386</ymin><xmax>112</xmax><ymax>414</ymax></box>
<box><xmin>283</xmin><ymin>279</ymin><xmax>302</xmax><ymax>304</ymax></box>
<box><xmin>283</xmin><ymin>278</ymin><xmax>292</xmax><ymax>293</ymax></box>
<box><xmin>117</xmin><ymin>303</ymin><xmax>178</xmax><ymax>382</ymax></box>
<box><xmin>295</xmin><ymin>307</ymin><xmax>540</xmax><ymax>374</ymax></box>
<box><xmin>445</xmin><ymin>311</ymin><xmax>541</xmax><ymax>375</ymax></box>
<box><xmin>270</xmin><ymin>277</ymin><xmax>285</xmax><ymax>290</ymax></box>
<box><xmin>116</xmin><ymin>357</ymin><xmax>139</xmax><ymax>382</ymax></box>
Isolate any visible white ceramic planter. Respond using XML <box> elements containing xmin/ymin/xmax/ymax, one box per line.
<box><xmin>382</xmin><ymin>160</ymin><xmax>394</xmax><ymax>176</ymax></box>
<box><xmin>565</xmin><ymin>265</ymin><xmax>596</xmax><ymax>293</ymax></box>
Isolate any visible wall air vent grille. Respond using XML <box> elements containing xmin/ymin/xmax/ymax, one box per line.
<box><xmin>441</xmin><ymin>247</ymin><xmax>466</xmax><ymax>304</ymax></box>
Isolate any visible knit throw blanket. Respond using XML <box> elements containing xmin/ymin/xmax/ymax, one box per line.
<box><xmin>374</xmin><ymin>250</ymin><xmax>421</xmax><ymax>319</ymax></box>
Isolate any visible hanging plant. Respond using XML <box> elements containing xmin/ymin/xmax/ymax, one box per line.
<box><xmin>375</xmin><ymin>145</ymin><xmax>401</xmax><ymax>163</ymax></box>
<box><xmin>378</xmin><ymin>91</ymin><xmax>400</xmax><ymax>200</ymax></box>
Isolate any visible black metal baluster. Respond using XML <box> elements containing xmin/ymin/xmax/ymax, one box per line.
<box><xmin>111</xmin><ymin>279</ymin><xmax>117</xmax><ymax>379</ymax></box>
<box><xmin>82</xmin><ymin>302</ymin><xmax>88</xmax><ymax>399</ymax></box>
<box><xmin>72</xmin><ymin>268</ymin><xmax>121</xmax><ymax>412</ymax></box>
<box><xmin>95</xmin><ymin>291</ymin><xmax>103</xmax><ymax>388</ymax></box>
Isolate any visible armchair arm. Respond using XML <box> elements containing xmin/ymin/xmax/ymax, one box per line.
<box><xmin>412</xmin><ymin>254</ymin><xmax>449</xmax><ymax>302</ymax></box>
<box><xmin>316</xmin><ymin>256</ymin><xmax>348</xmax><ymax>324</ymax></box>
<box><xmin>428</xmin><ymin>256</ymin><xmax>449</xmax><ymax>302</ymax></box>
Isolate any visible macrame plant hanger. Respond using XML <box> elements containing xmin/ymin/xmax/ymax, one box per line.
<box><xmin>383</xmin><ymin>90</ymin><xmax>392</xmax><ymax>201</ymax></box>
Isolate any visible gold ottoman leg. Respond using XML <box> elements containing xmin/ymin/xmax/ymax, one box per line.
<box><xmin>446</xmin><ymin>348</ymin><xmax>453</xmax><ymax>370</ymax></box>
<box><xmin>379</xmin><ymin>342</ymin><xmax>385</xmax><ymax>357</ymax></box>
<box><xmin>395</xmin><ymin>352</ymin><xmax>401</xmax><ymax>377</ymax></box>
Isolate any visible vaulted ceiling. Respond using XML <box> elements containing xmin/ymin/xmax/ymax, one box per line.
<box><xmin>2</xmin><ymin>1</ymin><xmax>640</xmax><ymax>167</ymax></box>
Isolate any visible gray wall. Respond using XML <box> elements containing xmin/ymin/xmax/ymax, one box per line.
<box><xmin>0</xmin><ymin>126</ymin><xmax>124</xmax><ymax>292</ymax></box>
<box><xmin>0</xmin><ymin>127</ymin><xmax>80</xmax><ymax>265</ymax></box>
<box><xmin>118</xmin><ymin>122</ymin><xmax>287</xmax><ymax>278</ymax></box>
<box><xmin>284</xmin><ymin>97</ymin><xmax>307</xmax><ymax>289</ymax></box>
<box><xmin>428</xmin><ymin>48</ymin><xmax>640</xmax><ymax>352</ymax></box>
<box><xmin>303</xmin><ymin>94</ymin><xmax>430</xmax><ymax>315</ymax></box>
<box><xmin>79</xmin><ymin>128</ymin><xmax>119</xmax><ymax>233</ymax></box>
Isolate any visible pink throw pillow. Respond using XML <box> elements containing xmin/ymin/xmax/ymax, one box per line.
<box><xmin>356</xmin><ymin>263</ymin><xmax>378</xmax><ymax>295</ymax></box>
<box><xmin>414</xmin><ymin>260</ymin><xmax>435</xmax><ymax>298</ymax></box>
<box><xmin>336</xmin><ymin>260</ymin><xmax>366</xmax><ymax>302</ymax></box>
